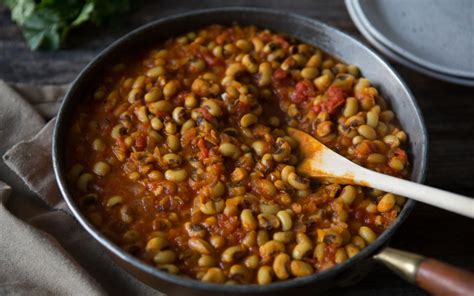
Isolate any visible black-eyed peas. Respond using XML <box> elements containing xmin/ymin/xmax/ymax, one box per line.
<box><xmin>76</xmin><ymin>173</ymin><xmax>93</xmax><ymax>192</ymax></box>
<box><xmin>259</xmin><ymin>240</ymin><xmax>285</xmax><ymax>259</ymax></box>
<box><xmin>290</xmin><ymin>260</ymin><xmax>313</xmax><ymax>277</ymax></box>
<box><xmin>222</xmin><ymin>245</ymin><xmax>247</xmax><ymax>263</ymax></box>
<box><xmin>188</xmin><ymin>237</ymin><xmax>214</xmax><ymax>255</ymax></box>
<box><xmin>146</xmin><ymin>237</ymin><xmax>169</xmax><ymax>252</ymax></box>
<box><xmin>67</xmin><ymin>24</ymin><xmax>410</xmax><ymax>285</ymax></box>
<box><xmin>153</xmin><ymin>250</ymin><xmax>176</xmax><ymax>264</ymax></box>
<box><xmin>273</xmin><ymin>253</ymin><xmax>291</xmax><ymax>280</ymax></box>
<box><xmin>202</xmin><ymin>267</ymin><xmax>225</xmax><ymax>283</ymax></box>
<box><xmin>257</xmin><ymin>265</ymin><xmax>273</xmax><ymax>285</ymax></box>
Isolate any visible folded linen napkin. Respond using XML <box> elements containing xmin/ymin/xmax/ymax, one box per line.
<box><xmin>0</xmin><ymin>80</ymin><xmax>160</xmax><ymax>296</ymax></box>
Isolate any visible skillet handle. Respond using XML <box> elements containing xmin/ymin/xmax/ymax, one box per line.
<box><xmin>374</xmin><ymin>248</ymin><xmax>474</xmax><ymax>296</ymax></box>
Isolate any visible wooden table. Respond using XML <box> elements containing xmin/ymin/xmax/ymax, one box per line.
<box><xmin>1</xmin><ymin>1</ymin><xmax>472</xmax><ymax>295</ymax></box>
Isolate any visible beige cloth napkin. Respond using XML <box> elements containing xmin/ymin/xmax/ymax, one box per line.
<box><xmin>0</xmin><ymin>80</ymin><xmax>161</xmax><ymax>296</ymax></box>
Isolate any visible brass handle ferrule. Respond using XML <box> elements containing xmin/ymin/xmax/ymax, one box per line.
<box><xmin>373</xmin><ymin>247</ymin><xmax>425</xmax><ymax>283</ymax></box>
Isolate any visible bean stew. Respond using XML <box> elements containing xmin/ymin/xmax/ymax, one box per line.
<box><xmin>66</xmin><ymin>25</ymin><xmax>409</xmax><ymax>285</ymax></box>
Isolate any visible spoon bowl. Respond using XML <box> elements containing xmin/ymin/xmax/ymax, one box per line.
<box><xmin>288</xmin><ymin>127</ymin><xmax>474</xmax><ymax>218</ymax></box>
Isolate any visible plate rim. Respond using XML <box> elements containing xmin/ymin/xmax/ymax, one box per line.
<box><xmin>350</xmin><ymin>0</ymin><xmax>474</xmax><ymax>79</ymax></box>
<box><xmin>346</xmin><ymin>0</ymin><xmax>474</xmax><ymax>86</ymax></box>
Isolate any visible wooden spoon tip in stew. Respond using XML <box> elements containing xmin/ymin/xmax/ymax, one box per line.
<box><xmin>287</xmin><ymin>127</ymin><xmax>474</xmax><ymax>218</ymax></box>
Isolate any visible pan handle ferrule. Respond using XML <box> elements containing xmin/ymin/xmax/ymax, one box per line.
<box><xmin>373</xmin><ymin>247</ymin><xmax>424</xmax><ymax>283</ymax></box>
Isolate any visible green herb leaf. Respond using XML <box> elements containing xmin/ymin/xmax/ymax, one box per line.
<box><xmin>3</xmin><ymin>0</ymin><xmax>136</xmax><ymax>50</ymax></box>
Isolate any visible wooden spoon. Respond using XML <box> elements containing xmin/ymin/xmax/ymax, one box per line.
<box><xmin>287</xmin><ymin>127</ymin><xmax>474</xmax><ymax>218</ymax></box>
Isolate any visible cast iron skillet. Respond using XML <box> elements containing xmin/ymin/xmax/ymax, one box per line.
<box><xmin>53</xmin><ymin>7</ymin><xmax>427</xmax><ymax>295</ymax></box>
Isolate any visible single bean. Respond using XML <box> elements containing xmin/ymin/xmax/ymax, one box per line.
<box><xmin>92</xmin><ymin>139</ymin><xmax>105</xmax><ymax>152</ymax></box>
<box><xmin>172</xmin><ymin>107</ymin><xmax>186</xmax><ymax>125</ymax></box>
<box><xmin>106</xmin><ymin>195</ymin><xmax>123</xmax><ymax>208</ymax></box>
<box><xmin>276</xmin><ymin>210</ymin><xmax>293</xmax><ymax>231</ymax></box>
<box><xmin>273</xmin><ymin>253</ymin><xmax>291</xmax><ymax>280</ymax></box>
<box><xmin>358</xmin><ymin>124</ymin><xmax>377</xmax><ymax>140</ymax></box>
<box><xmin>352</xmin><ymin>235</ymin><xmax>366</xmax><ymax>249</ymax></box>
<box><xmin>259</xmin><ymin>240</ymin><xmax>285</xmax><ymax>259</ymax></box>
<box><xmin>389</xmin><ymin>157</ymin><xmax>404</xmax><ymax>171</ymax></box>
<box><xmin>146</xmin><ymin>66</ymin><xmax>166</xmax><ymax>78</ymax></box>
<box><xmin>378</xmin><ymin>193</ymin><xmax>395</xmax><ymax>212</ymax></box>
<box><xmin>241</xmin><ymin>209</ymin><xmax>257</xmax><ymax>231</ymax></box>
<box><xmin>93</xmin><ymin>161</ymin><xmax>110</xmax><ymax>176</ymax></box>
<box><xmin>144</xmin><ymin>87</ymin><xmax>162</xmax><ymax>103</ymax></box>
<box><xmin>146</xmin><ymin>237</ymin><xmax>169</xmax><ymax>252</ymax></box>
<box><xmin>281</xmin><ymin>165</ymin><xmax>295</xmax><ymax>183</ymax></box>
<box><xmin>345</xmin><ymin>243</ymin><xmax>360</xmax><ymax>258</ymax></box>
<box><xmin>198</xmin><ymin>255</ymin><xmax>216</xmax><ymax>267</ymax></box>
<box><xmin>292</xmin><ymin>241</ymin><xmax>312</xmax><ymax>260</ymax></box>
<box><xmin>150</xmin><ymin>117</ymin><xmax>163</xmax><ymax>130</ymax></box>
<box><xmin>162</xmin><ymin>152</ymin><xmax>181</xmax><ymax>167</ymax></box>
<box><xmin>77</xmin><ymin>173</ymin><xmax>93</xmax><ymax>192</ymax></box>
<box><xmin>366</xmin><ymin>110</ymin><xmax>379</xmax><ymax>128</ymax></box>
<box><xmin>149</xmin><ymin>100</ymin><xmax>173</xmax><ymax>114</ymax></box>
<box><xmin>202</xmin><ymin>99</ymin><xmax>222</xmax><ymax>117</ymax></box>
<box><xmin>335</xmin><ymin>247</ymin><xmax>348</xmax><ymax>263</ymax></box>
<box><xmin>257</xmin><ymin>266</ymin><xmax>273</xmax><ymax>285</ymax></box>
<box><xmin>229</xmin><ymin>264</ymin><xmax>250</xmax><ymax>282</ymax></box>
<box><xmin>163</xmin><ymin>80</ymin><xmax>179</xmax><ymax>98</ymax></box>
<box><xmin>201</xmin><ymin>267</ymin><xmax>225</xmax><ymax>283</ymax></box>
<box><xmin>157</xmin><ymin>264</ymin><xmax>179</xmax><ymax>274</ymax></box>
<box><xmin>258</xmin><ymin>213</ymin><xmax>280</xmax><ymax>230</ymax></box>
<box><xmin>287</xmin><ymin>172</ymin><xmax>309</xmax><ymax>190</ymax></box>
<box><xmin>273</xmin><ymin>231</ymin><xmax>294</xmax><ymax>244</ymax></box>
<box><xmin>219</xmin><ymin>142</ymin><xmax>241</xmax><ymax>159</ymax></box>
<box><xmin>153</xmin><ymin>250</ymin><xmax>176</xmax><ymax>264</ymax></box>
<box><xmin>290</xmin><ymin>260</ymin><xmax>313</xmax><ymax>277</ymax></box>
<box><xmin>242</xmin><ymin>231</ymin><xmax>257</xmax><ymax>247</ymax></box>
<box><xmin>209</xmin><ymin>234</ymin><xmax>225</xmax><ymax>249</ymax></box>
<box><xmin>188</xmin><ymin>237</ymin><xmax>214</xmax><ymax>255</ymax></box>
<box><xmin>383</xmin><ymin>135</ymin><xmax>400</xmax><ymax>148</ymax></box>
<box><xmin>164</xmin><ymin>169</ymin><xmax>187</xmax><ymax>182</ymax></box>
<box><xmin>184</xmin><ymin>222</ymin><xmax>207</xmax><ymax>238</ymax></box>
<box><xmin>257</xmin><ymin>230</ymin><xmax>269</xmax><ymax>246</ymax></box>
<box><xmin>222</xmin><ymin>245</ymin><xmax>247</xmax><ymax>263</ymax></box>
<box><xmin>359</xmin><ymin>226</ymin><xmax>377</xmax><ymax>244</ymax></box>
<box><xmin>240</xmin><ymin>113</ymin><xmax>258</xmax><ymax>127</ymax></box>
<box><xmin>339</xmin><ymin>185</ymin><xmax>357</xmax><ymax>205</ymax></box>
<box><xmin>244</xmin><ymin>254</ymin><xmax>259</xmax><ymax>269</ymax></box>
<box><xmin>367</xmin><ymin>153</ymin><xmax>387</xmax><ymax>164</ymax></box>
<box><xmin>258</xmin><ymin>62</ymin><xmax>272</xmax><ymax>87</ymax></box>
<box><xmin>314</xmin><ymin>242</ymin><xmax>326</xmax><ymax>262</ymax></box>
<box><xmin>166</xmin><ymin>134</ymin><xmax>180</xmax><ymax>151</ymax></box>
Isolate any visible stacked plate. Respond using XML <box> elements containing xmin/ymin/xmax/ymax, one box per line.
<box><xmin>345</xmin><ymin>0</ymin><xmax>474</xmax><ymax>86</ymax></box>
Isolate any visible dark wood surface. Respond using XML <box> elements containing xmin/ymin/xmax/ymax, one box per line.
<box><xmin>1</xmin><ymin>1</ymin><xmax>473</xmax><ymax>295</ymax></box>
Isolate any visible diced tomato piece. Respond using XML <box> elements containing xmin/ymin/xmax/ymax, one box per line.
<box><xmin>274</xmin><ymin>36</ymin><xmax>290</xmax><ymax>49</ymax></box>
<box><xmin>135</xmin><ymin>133</ymin><xmax>147</xmax><ymax>151</ymax></box>
<box><xmin>291</xmin><ymin>79</ymin><xmax>317</xmax><ymax>104</ymax></box>
<box><xmin>199</xmin><ymin>107</ymin><xmax>214</xmax><ymax>121</ymax></box>
<box><xmin>272</xmin><ymin>68</ymin><xmax>289</xmax><ymax>82</ymax></box>
<box><xmin>313</xmin><ymin>86</ymin><xmax>345</xmax><ymax>114</ymax></box>
<box><xmin>181</xmin><ymin>127</ymin><xmax>197</xmax><ymax>147</ymax></box>
<box><xmin>234</xmin><ymin>100</ymin><xmax>250</xmax><ymax>117</ymax></box>
<box><xmin>218</xmin><ymin>214</ymin><xmax>240</xmax><ymax>235</ymax></box>
<box><xmin>393</xmin><ymin>148</ymin><xmax>407</xmax><ymax>162</ymax></box>
<box><xmin>197</xmin><ymin>138</ymin><xmax>209</xmax><ymax>158</ymax></box>
<box><xmin>202</xmin><ymin>52</ymin><xmax>223</xmax><ymax>67</ymax></box>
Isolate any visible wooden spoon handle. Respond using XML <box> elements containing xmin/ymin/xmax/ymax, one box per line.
<box><xmin>374</xmin><ymin>248</ymin><xmax>474</xmax><ymax>296</ymax></box>
<box><xmin>356</xmin><ymin>167</ymin><xmax>474</xmax><ymax>218</ymax></box>
<box><xmin>417</xmin><ymin>258</ymin><xmax>474</xmax><ymax>296</ymax></box>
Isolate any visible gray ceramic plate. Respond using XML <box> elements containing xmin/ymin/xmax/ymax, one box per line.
<box><xmin>352</xmin><ymin>0</ymin><xmax>474</xmax><ymax>78</ymax></box>
<box><xmin>346</xmin><ymin>0</ymin><xmax>474</xmax><ymax>86</ymax></box>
